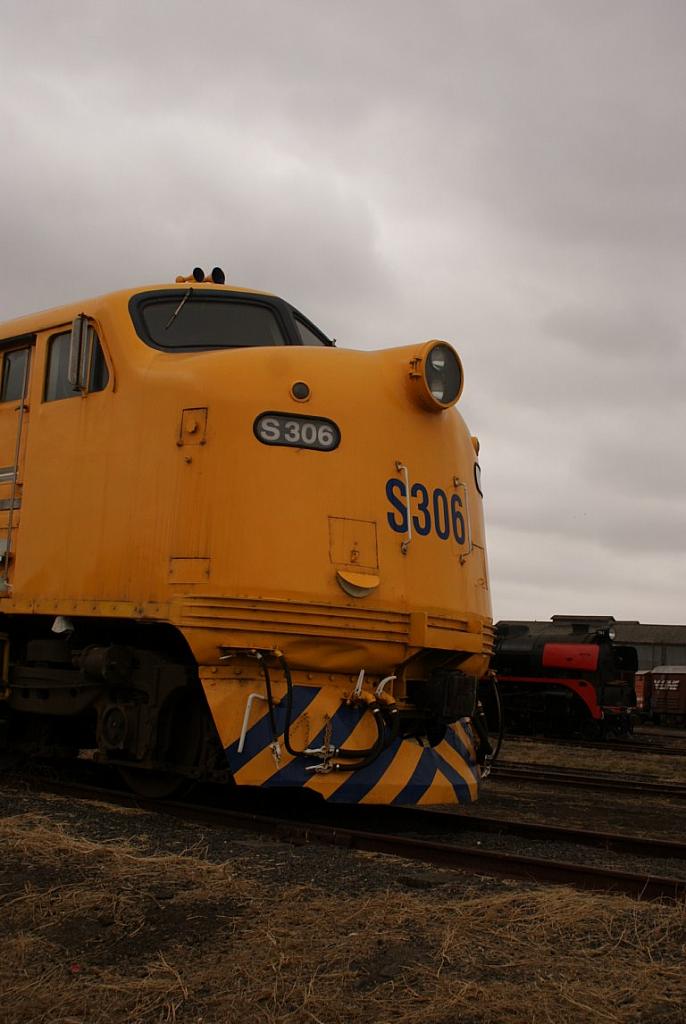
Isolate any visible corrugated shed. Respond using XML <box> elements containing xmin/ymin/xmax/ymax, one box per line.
<box><xmin>499</xmin><ymin>617</ymin><xmax>686</xmax><ymax>672</ymax></box>
<box><xmin>613</xmin><ymin>623</ymin><xmax>686</xmax><ymax>645</ymax></box>
<box><xmin>510</xmin><ymin>616</ymin><xmax>686</xmax><ymax>646</ymax></box>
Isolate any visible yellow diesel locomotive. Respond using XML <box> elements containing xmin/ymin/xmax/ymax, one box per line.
<box><xmin>0</xmin><ymin>267</ymin><xmax>493</xmax><ymax>804</ymax></box>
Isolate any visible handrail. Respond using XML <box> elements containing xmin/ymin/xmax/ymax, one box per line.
<box><xmin>395</xmin><ymin>460</ymin><xmax>412</xmax><ymax>554</ymax></box>
<box><xmin>453</xmin><ymin>476</ymin><xmax>474</xmax><ymax>564</ymax></box>
<box><xmin>2</xmin><ymin>352</ymin><xmax>30</xmax><ymax>590</ymax></box>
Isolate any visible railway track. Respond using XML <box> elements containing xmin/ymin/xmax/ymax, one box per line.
<box><xmin>3</xmin><ymin>773</ymin><xmax>685</xmax><ymax>902</ymax></box>
<box><xmin>635</xmin><ymin>726</ymin><xmax>686</xmax><ymax>740</ymax></box>
<box><xmin>492</xmin><ymin>760</ymin><xmax>686</xmax><ymax>798</ymax></box>
<box><xmin>504</xmin><ymin>735</ymin><xmax>686</xmax><ymax>757</ymax></box>
<box><xmin>403</xmin><ymin>808</ymin><xmax>686</xmax><ymax>861</ymax></box>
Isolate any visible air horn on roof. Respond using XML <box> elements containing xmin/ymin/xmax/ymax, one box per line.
<box><xmin>175</xmin><ymin>267</ymin><xmax>226</xmax><ymax>284</ymax></box>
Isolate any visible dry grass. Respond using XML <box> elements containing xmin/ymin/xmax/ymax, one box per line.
<box><xmin>0</xmin><ymin>812</ymin><xmax>685</xmax><ymax>1024</ymax></box>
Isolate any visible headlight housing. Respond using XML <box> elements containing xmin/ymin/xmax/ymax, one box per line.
<box><xmin>410</xmin><ymin>341</ymin><xmax>464</xmax><ymax>411</ymax></box>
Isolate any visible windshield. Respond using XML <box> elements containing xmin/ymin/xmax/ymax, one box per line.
<box><xmin>130</xmin><ymin>289</ymin><xmax>333</xmax><ymax>351</ymax></box>
<box><xmin>138</xmin><ymin>295</ymin><xmax>287</xmax><ymax>350</ymax></box>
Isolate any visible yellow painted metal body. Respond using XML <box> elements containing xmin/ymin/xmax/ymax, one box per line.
<box><xmin>0</xmin><ymin>281</ymin><xmax>493</xmax><ymax>804</ymax></box>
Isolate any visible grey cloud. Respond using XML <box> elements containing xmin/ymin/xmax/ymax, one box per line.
<box><xmin>490</xmin><ymin>524</ymin><xmax>686</xmax><ymax>622</ymax></box>
<box><xmin>579</xmin><ymin>415</ymin><xmax>686</xmax><ymax>500</ymax></box>
<box><xmin>1</xmin><ymin>0</ymin><xmax>685</xmax><ymax>624</ymax></box>
<box><xmin>543</xmin><ymin>306</ymin><xmax>684</xmax><ymax>358</ymax></box>
<box><xmin>481</xmin><ymin>311</ymin><xmax>686</xmax><ymax>415</ymax></box>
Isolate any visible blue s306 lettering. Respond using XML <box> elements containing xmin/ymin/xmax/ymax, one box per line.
<box><xmin>386</xmin><ymin>477</ymin><xmax>466</xmax><ymax>544</ymax></box>
<box><xmin>385</xmin><ymin>478</ymin><xmax>408</xmax><ymax>532</ymax></box>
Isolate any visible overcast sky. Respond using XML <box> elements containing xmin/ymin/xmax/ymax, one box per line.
<box><xmin>2</xmin><ymin>1</ymin><xmax>685</xmax><ymax>624</ymax></box>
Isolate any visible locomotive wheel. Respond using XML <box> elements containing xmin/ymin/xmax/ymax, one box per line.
<box><xmin>118</xmin><ymin>687</ymin><xmax>208</xmax><ymax>799</ymax></box>
<box><xmin>582</xmin><ymin>720</ymin><xmax>602</xmax><ymax>740</ymax></box>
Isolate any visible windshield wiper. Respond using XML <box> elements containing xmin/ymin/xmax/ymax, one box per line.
<box><xmin>165</xmin><ymin>287</ymin><xmax>192</xmax><ymax>330</ymax></box>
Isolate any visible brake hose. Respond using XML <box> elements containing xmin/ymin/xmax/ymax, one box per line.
<box><xmin>489</xmin><ymin>675</ymin><xmax>504</xmax><ymax>764</ymax></box>
<box><xmin>327</xmin><ymin>691</ymin><xmax>402</xmax><ymax>771</ymax></box>
<box><xmin>277</xmin><ymin>653</ymin><xmax>312</xmax><ymax>758</ymax></box>
<box><xmin>472</xmin><ymin>674</ymin><xmax>504</xmax><ymax>767</ymax></box>
<box><xmin>277</xmin><ymin>653</ymin><xmax>393</xmax><ymax>768</ymax></box>
<box><xmin>329</xmin><ymin>699</ymin><xmax>386</xmax><ymax>762</ymax></box>
<box><xmin>256</xmin><ymin>654</ymin><xmax>279</xmax><ymax>744</ymax></box>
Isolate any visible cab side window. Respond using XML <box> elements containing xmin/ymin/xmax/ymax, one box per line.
<box><xmin>0</xmin><ymin>347</ymin><xmax>31</xmax><ymax>403</ymax></box>
<box><xmin>45</xmin><ymin>329</ymin><xmax>109</xmax><ymax>402</ymax></box>
<box><xmin>294</xmin><ymin>316</ymin><xmax>327</xmax><ymax>347</ymax></box>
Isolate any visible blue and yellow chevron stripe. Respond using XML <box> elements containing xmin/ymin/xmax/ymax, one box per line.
<box><xmin>202</xmin><ymin>679</ymin><xmax>480</xmax><ymax>805</ymax></box>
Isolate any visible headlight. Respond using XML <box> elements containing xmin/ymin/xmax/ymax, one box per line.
<box><xmin>427</xmin><ymin>344</ymin><xmax>460</xmax><ymax>402</ymax></box>
<box><xmin>410</xmin><ymin>341</ymin><xmax>463</xmax><ymax>411</ymax></box>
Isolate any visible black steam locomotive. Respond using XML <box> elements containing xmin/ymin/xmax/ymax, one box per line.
<box><xmin>485</xmin><ymin>616</ymin><xmax>638</xmax><ymax>738</ymax></box>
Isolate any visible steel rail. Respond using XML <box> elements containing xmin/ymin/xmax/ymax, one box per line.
<box><xmin>2</xmin><ymin>775</ymin><xmax>685</xmax><ymax>902</ymax></box>
<box><xmin>287</xmin><ymin>802</ymin><xmax>686</xmax><ymax>861</ymax></box>
<box><xmin>387</xmin><ymin>811</ymin><xmax>686</xmax><ymax>860</ymax></box>
<box><xmin>635</xmin><ymin>727</ymin><xmax>686</xmax><ymax>740</ymax></box>
<box><xmin>492</xmin><ymin>761</ymin><xmax>686</xmax><ymax>798</ymax></box>
<box><xmin>504</xmin><ymin>736</ymin><xmax>686</xmax><ymax>757</ymax></box>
